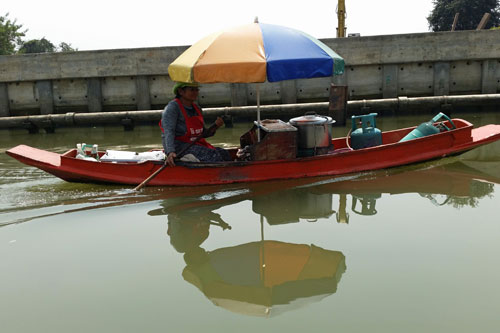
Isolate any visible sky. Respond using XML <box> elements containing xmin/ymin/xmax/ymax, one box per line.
<box><xmin>3</xmin><ymin>0</ymin><xmax>435</xmax><ymax>51</ymax></box>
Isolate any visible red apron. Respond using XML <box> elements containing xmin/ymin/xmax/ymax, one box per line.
<box><xmin>160</xmin><ymin>99</ymin><xmax>214</xmax><ymax>149</ymax></box>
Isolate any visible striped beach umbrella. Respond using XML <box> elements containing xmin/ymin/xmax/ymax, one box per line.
<box><xmin>168</xmin><ymin>22</ymin><xmax>344</xmax><ymax>84</ymax></box>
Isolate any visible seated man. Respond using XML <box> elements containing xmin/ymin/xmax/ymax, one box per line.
<box><xmin>160</xmin><ymin>82</ymin><xmax>231</xmax><ymax>166</ymax></box>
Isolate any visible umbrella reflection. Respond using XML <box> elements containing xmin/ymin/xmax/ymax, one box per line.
<box><xmin>182</xmin><ymin>241</ymin><xmax>345</xmax><ymax>317</ymax></box>
<box><xmin>167</xmin><ymin>212</ymin><xmax>346</xmax><ymax>317</ymax></box>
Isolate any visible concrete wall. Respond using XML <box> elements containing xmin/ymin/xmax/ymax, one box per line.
<box><xmin>1</xmin><ymin>30</ymin><xmax>499</xmax><ymax>117</ymax></box>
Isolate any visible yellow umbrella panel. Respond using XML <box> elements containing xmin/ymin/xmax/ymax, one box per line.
<box><xmin>168</xmin><ymin>24</ymin><xmax>267</xmax><ymax>84</ymax></box>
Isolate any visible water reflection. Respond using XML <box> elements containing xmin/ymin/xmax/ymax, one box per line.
<box><xmin>282</xmin><ymin>160</ymin><xmax>496</xmax><ymax>221</ymax></box>
<box><xmin>165</xmin><ymin>211</ymin><xmax>346</xmax><ymax>317</ymax></box>
<box><xmin>147</xmin><ymin>158</ymin><xmax>499</xmax><ymax>317</ymax></box>
<box><xmin>150</xmin><ymin>159</ymin><xmax>499</xmax><ymax>226</ymax></box>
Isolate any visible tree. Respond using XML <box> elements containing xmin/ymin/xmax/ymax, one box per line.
<box><xmin>0</xmin><ymin>13</ymin><xmax>26</xmax><ymax>55</ymax></box>
<box><xmin>2</xmin><ymin>13</ymin><xmax>77</xmax><ymax>55</ymax></box>
<box><xmin>18</xmin><ymin>37</ymin><xmax>55</xmax><ymax>54</ymax></box>
<box><xmin>428</xmin><ymin>0</ymin><xmax>500</xmax><ymax>31</ymax></box>
<box><xmin>58</xmin><ymin>42</ymin><xmax>77</xmax><ymax>52</ymax></box>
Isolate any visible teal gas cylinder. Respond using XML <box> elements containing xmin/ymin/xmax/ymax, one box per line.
<box><xmin>399</xmin><ymin>112</ymin><xmax>456</xmax><ymax>142</ymax></box>
<box><xmin>350</xmin><ymin>113</ymin><xmax>382</xmax><ymax>149</ymax></box>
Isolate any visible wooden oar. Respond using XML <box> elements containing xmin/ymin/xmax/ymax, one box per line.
<box><xmin>134</xmin><ymin>124</ymin><xmax>217</xmax><ymax>191</ymax></box>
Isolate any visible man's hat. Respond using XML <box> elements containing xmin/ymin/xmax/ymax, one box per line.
<box><xmin>173</xmin><ymin>81</ymin><xmax>199</xmax><ymax>95</ymax></box>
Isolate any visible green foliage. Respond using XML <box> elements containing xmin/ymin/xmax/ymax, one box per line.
<box><xmin>0</xmin><ymin>12</ymin><xmax>26</xmax><ymax>55</ymax></box>
<box><xmin>428</xmin><ymin>0</ymin><xmax>500</xmax><ymax>31</ymax></box>
<box><xmin>436</xmin><ymin>180</ymin><xmax>493</xmax><ymax>209</ymax></box>
<box><xmin>58</xmin><ymin>42</ymin><xmax>77</xmax><ymax>52</ymax></box>
<box><xmin>18</xmin><ymin>37</ymin><xmax>55</xmax><ymax>54</ymax></box>
<box><xmin>1</xmin><ymin>13</ymin><xmax>78</xmax><ymax>55</ymax></box>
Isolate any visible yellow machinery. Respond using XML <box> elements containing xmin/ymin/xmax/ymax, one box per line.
<box><xmin>336</xmin><ymin>0</ymin><xmax>346</xmax><ymax>37</ymax></box>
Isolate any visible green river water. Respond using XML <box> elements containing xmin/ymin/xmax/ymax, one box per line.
<box><xmin>1</xmin><ymin>111</ymin><xmax>500</xmax><ymax>332</ymax></box>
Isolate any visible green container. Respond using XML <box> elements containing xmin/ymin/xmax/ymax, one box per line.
<box><xmin>350</xmin><ymin>113</ymin><xmax>382</xmax><ymax>150</ymax></box>
<box><xmin>399</xmin><ymin>113</ymin><xmax>456</xmax><ymax>142</ymax></box>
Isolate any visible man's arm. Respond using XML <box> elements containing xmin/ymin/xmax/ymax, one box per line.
<box><xmin>162</xmin><ymin>102</ymin><xmax>179</xmax><ymax>154</ymax></box>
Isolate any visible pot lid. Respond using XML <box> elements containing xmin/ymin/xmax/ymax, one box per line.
<box><xmin>289</xmin><ymin>114</ymin><xmax>332</xmax><ymax>125</ymax></box>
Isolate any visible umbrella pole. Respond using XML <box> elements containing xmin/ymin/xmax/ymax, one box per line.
<box><xmin>260</xmin><ymin>214</ymin><xmax>264</xmax><ymax>241</ymax></box>
<box><xmin>257</xmin><ymin>83</ymin><xmax>261</xmax><ymax>142</ymax></box>
<box><xmin>260</xmin><ymin>215</ymin><xmax>266</xmax><ymax>282</ymax></box>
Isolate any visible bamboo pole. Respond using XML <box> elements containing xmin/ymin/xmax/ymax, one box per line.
<box><xmin>451</xmin><ymin>13</ymin><xmax>459</xmax><ymax>31</ymax></box>
<box><xmin>477</xmin><ymin>13</ymin><xmax>491</xmax><ymax>30</ymax></box>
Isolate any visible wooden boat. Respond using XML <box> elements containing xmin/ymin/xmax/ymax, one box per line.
<box><xmin>6</xmin><ymin>117</ymin><xmax>500</xmax><ymax>187</ymax></box>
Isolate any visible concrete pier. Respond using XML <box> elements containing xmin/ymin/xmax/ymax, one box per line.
<box><xmin>2</xmin><ymin>93</ymin><xmax>499</xmax><ymax>132</ymax></box>
<box><xmin>0</xmin><ymin>29</ymin><xmax>499</xmax><ymax>122</ymax></box>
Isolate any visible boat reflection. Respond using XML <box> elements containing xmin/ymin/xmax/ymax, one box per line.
<box><xmin>259</xmin><ymin>161</ymin><xmax>498</xmax><ymax>224</ymax></box>
<box><xmin>149</xmin><ymin>159</ymin><xmax>499</xmax><ymax>226</ymax></box>
<box><xmin>5</xmin><ymin>156</ymin><xmax>497</xmax><ymax>227</ymax></box>
<box><xmin>166</xmin><ymin>212</ymin><xmax>346</xmax><ymax>317</ymax></box>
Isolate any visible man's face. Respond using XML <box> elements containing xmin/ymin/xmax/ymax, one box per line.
<box><xmin>179</xmin><ymin>86</ymin><xmax>199</xmax><ymax>101</ymax></box>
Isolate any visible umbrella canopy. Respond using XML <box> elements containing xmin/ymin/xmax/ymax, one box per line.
<box><xmin>182</xmin><ymin>240</ymin><xmax>346</xmax><ymax>317</ymax></box>
<box><xmin>168</xmin><ymin>22</ymin><xmax>344</xmax><ymax>84</ymax></box>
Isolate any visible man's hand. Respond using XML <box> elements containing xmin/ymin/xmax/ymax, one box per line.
<box><xmin>205</xmin><ymin>117</ymin><xmax>224</xmax><ymax>138</ymax></box>
<box><xmin>215</xmin><ymin>116</ymin><xmax>224</xmax><ymax>128</ymax></box>
<box><xmin>166</xmin><ymin>152</ymin><xmax>177</xmax><ymax>167</ymax></box>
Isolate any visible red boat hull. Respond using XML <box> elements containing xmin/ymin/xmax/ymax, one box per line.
<box><xmin>6</xmin><ymin>119</ymin><xmax>500</xmax><ymax>186</ymax></box>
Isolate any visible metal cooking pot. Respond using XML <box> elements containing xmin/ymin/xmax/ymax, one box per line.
<box><xmin>289</xmin><ymin>114</ymin><xmax>335</xmax><ymax>149</ymax></box>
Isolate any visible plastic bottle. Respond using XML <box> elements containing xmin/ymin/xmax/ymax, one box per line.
<box><xmin>91</xmin><ymin>144</ymin><xmax>98</xmax><ymax>159</ymax></box>
<box><xmin>76</xmin><ymin>143</ymin><xmax>84</xmax><ymax>156</ymax></box>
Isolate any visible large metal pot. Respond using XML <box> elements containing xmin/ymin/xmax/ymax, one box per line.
<box><xmin>289</xmin><ymin>114</ymin><xmax>335</xmax><ymax>149</ymax></box>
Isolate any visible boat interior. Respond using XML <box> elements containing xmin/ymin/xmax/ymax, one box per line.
<box><xmin>63</xmin><ymin>117</ymin><xmax>472</xmax><ymax>164</ymax></box>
